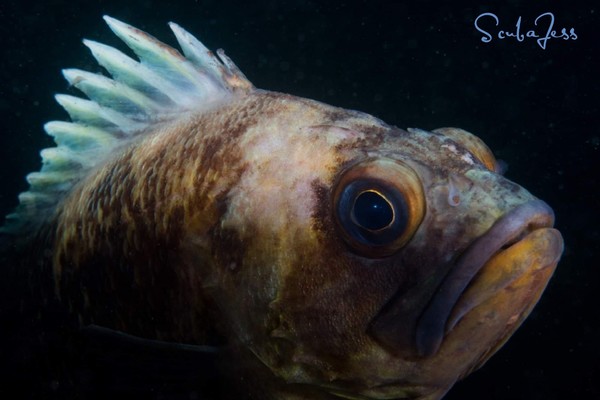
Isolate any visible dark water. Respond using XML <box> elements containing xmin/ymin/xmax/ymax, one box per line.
<box><xmin>0</xmin><ymin>1</ymin><xmax>598</xmax><ymax>399</ymax></box>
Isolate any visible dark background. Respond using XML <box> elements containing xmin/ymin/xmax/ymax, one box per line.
<box><xmin>0</xmin><ymin>0</ymin><xmax>598</xmax><ymax>399</ymax></box>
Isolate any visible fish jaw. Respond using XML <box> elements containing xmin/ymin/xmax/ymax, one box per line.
<box><xmin>415</xmin><ymin>199</ymin><xmax>562</xmax><ymax>357</ymax></box>
<box><xmin>411</xmin><ymin>225</ymin><xmax>562</xmax><ymax>389</ymax></box>
<box><xmin>446</xmin><ymin>226</ymin><xmax>563</xmax><ymax>336</ymax></box>
<box><xmin>360</xmin><ymin>202</ymin><xmax>562</xmax><ymax>398</ymax></box>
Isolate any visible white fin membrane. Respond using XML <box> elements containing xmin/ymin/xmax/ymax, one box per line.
<box><xmin>1</xmin><ymin>15</ymin><xmax>253</xmax><ymax>234</ymax></box>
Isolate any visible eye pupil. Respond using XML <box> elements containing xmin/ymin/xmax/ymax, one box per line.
<box><xmin>352</xmin><ymin>191</ymin><xmax>394</xmax><ymax>231</ymax></box>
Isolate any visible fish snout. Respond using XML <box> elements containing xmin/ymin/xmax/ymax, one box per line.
<box><xmin>415</xmin><ymin>199</ymin><xmax>563</xmax><ymax>357</ymax></box>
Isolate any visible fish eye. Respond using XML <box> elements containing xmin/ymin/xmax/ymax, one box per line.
<box><xmin>333</xmin><ymin>159</ymin><xmax>425</xmax><ymax>257</ymax></box>
<box><xmin>338</xmin><ymin>183</ymin><xmax>408</xmax><ymax>247</ymax></box>
<box><xmin>433</xmin><ymin>127</ymin><xmax>499</xmax><ymax>173</ymax></box>
<box><xmin>352</xmin><ymin>190</ymin><xmax>395</xmax><ymax>231</ymax></box>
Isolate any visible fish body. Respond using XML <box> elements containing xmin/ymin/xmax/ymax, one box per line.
<box><xmin>2</xmin><ymin>17</ymin><xmax>563</xmax><ymax>400</ymax></box>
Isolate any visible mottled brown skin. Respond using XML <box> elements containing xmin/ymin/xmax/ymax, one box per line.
<box><xmin>44</xmin><ymin>90</ymin><xmax>562</xmax><ymax>399</ymax></box>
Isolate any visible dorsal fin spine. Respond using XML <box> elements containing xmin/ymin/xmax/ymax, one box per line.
<box><xmin>168</xmin><ymin>22</ymin><xmax>225</xmax><ymax>77</ymax></box>
<box><xmin>55</xmin><ymin>94</ymin><xmax>142</xmax><ymax>133</ymax></box>
<box><xmin>1</xmin><ymin>16</ymin><xmax>253</xmax><ymax>234</ymax></box>
<box><xmin>103</xmin><ymin>16</ymin><xmax>224</xmax><ymax>96</ymax></box>
<box><xmin>83</xmin><ymin>39</ymin><xmax>189</xmax><ymax>107</ymax></box>
<box><xmin>62</xmin><ymin>68</ymin><xmax>165</xmax><ymax>115</ymax></box>
<box><xmin>44</xmin><ymin>121</ymin><xmax>118</xmax><ymax>151</ymax></box>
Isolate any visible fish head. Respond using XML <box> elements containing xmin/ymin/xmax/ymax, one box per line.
<box><xmin>197</xmin><ymin>99</ymin><xmax>563</xmax><ymax>399</ymax></box>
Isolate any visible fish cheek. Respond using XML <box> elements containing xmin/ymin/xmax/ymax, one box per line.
<box><xmin>267</xmin><ymin>183</ymin><xmax>399</xmax><ymax>368</ymax></box>
<box><xmin>273</xmin><ymin>253</ymin><xmax>385</xmax><ymax>365</ymax></box>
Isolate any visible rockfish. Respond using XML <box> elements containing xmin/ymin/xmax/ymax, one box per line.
<box><xmin>1</xmin><ymin>16</ymin><xmax>564</xmax><ymax>400</ymax></box>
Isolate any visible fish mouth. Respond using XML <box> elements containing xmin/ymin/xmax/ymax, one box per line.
<box><xmin>415</xmin><ymin>199</ymin><xmax>563</xmax><ymax>357</ymax></box>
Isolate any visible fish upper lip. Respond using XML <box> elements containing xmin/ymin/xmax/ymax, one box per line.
<box><xmin>415</xmin><ymin>199</ymin><xmax>556</xmax><ymax>357</ymax></box>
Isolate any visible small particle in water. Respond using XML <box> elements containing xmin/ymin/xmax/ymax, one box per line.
<box><xmin>586</xmin><ymin>136</ymin><xmax>599</xmax><ymax>150</ymax></box>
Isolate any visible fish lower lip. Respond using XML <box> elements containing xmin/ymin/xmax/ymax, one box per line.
<box><xmin>415</xmin><ymin>199</ymin><xmax>557</xmax><ymax>357</ymax></box>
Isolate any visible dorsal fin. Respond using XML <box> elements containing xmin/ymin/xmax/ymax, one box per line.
<box><xmin>1</xmin><ymin>16</ymin><xmax>253</xmax><ymax>235</ymax></box>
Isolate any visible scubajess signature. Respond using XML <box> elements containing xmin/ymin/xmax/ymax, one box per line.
<box><xmin>474</xmin><ymin>12</ymin><xmax>577</xmax><ymax>49</ymax></box>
